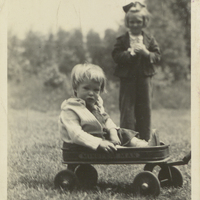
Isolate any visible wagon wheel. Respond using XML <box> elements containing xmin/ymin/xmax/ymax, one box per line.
<box><xmin>144</xmin><ymin>163</ymin><xmax>157</xmax><ymax>172</ymax></box>
<box><xmin>54</xmin><ymin>170</ymin><xmax>79</xmax><ymax>190</ymax></box>
<box><xmin>75</xmin><ymin>164</ymin><xmax>98</xmax><ymax>188</ymax></box>
<box><xmin>158</xmin><ymin>166</ymin><xmax>183</xmax><ymax>188</ymax></box>
<box><xmin>132</xmin><ymin>171</ymin><xmax>160</xmax><ymax>196</ymax></box>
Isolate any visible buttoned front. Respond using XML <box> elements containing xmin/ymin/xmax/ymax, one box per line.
<box><xmin>59</xmin><ymin>98</ymin><xmax>118</xmax><ymax>150</ymax></box>
<box><xmin>112</xmin><ymin>30</ymin><xmax>161</xmax><ymax>78</ymax></box>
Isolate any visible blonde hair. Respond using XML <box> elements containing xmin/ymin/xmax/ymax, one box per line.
<box><xmin>124</xmin><ymin>6</ymin><xmax>150</xmax><ymax>28</ymax></box>
<box><xmin>71</xmin><ymin>63</ymin><xmax>106</xmax><ymax>94</ymax></box>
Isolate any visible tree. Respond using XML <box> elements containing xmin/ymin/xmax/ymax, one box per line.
<box><xmin>56</xmin><ymin>29</ymin><xmax>86</xmax><ymax>74</ymax></box>
<box><xmin>86</xmin><ymin>30</ymin><xmax>104</xmax><ymax>66</ymax></box>
<box><xmin>21</xmin><ymin>31</ymin><xmax>45</xmax><ymax>74</ymax></box>
<box><xmin>8</xmin><ymin>32</ymin><xmax>30</xmax><ymax>82</ymax></box>
<box><xmin>170</xmin><ymin>0</ymin><xmax>191</xmax><ymax>60</ymax></box>
<box><xmin>101</xmin><ymin>29</ymin><xmax>118</xmax><ymax>80</ymax></box>
<box><xmin>43</xmin><ymin>33</ymin><xmax>56</xmax><ymax>65</ymax></box>
<box><xmin>146</xmin><ymin>0</ymin><xmax>190</xmax><ymax>81</ymax></box>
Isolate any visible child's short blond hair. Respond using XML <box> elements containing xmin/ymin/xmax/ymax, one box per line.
<box><xmin>71</xmin><ymin>63</ymin><xmax>106</xmax><ymax>93</ymax></box>
<box><xmin>124</xmin><ymin>6</ymin><xmax>150</xmax><ymax>28</ymax></box>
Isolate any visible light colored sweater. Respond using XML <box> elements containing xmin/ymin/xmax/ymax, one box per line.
<box><xmin>58</xmin><ymin>97</ymin><xmax>117</xmax><ymax>150</ymax></box>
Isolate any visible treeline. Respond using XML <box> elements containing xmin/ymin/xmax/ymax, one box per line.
<box><xmin>8</xmin><ymin>0</ymin><xmax>190</xmax><ymax>89</ymax></box>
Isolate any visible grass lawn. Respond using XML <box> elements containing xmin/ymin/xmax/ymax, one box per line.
<box><xmin>8</xmin><ymin>108</ymin><xmax>191</xmax><ymax>200</ymax></box>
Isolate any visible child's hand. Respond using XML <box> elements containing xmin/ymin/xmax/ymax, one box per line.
<box><xmin>128</xmin><ymin>48</ymin><xmax>135</xmax><ymax>56</ymax></box>
<box><xmin>98</xmin><ymin>140</ymin><xmax>117</xmax><ymax>154</ymax></box>
<box><xmin>109</xmin><ymin>129</ymin><xmax>121</xmax><ymax>145</ymax></box>
<box><xmin>134</xmin><ymin>44</ymin><xmax>149</xmax><ymax>57</ymax></box>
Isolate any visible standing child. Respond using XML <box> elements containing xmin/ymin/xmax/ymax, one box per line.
<box><xmin>112</xmin><ymin>2</ymin><xmax>161</xmax><ymax>141</ymax></box>
<box><xmin>59</xmin><ymin>63</ymin><xmax>160</xmax><ymax>171</ymax></box>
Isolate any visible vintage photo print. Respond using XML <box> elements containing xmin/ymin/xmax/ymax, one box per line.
<box><xmin>1</xmin><ymin>0</ymin><xmax>199</xmax><ymax>199</ymax></box>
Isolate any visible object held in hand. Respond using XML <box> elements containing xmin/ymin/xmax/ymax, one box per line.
<box><xmin>128</xmin><ymin>47</ymin><xmax>136</xmax><ymax>56</ymax></box>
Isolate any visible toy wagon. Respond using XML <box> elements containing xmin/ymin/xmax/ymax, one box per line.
<box><xmin>54</xmin><ymin>142</ymin><xmax>191</xmax><ymax>196</ymax></box>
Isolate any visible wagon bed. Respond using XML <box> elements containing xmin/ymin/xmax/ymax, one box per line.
<box><xmin>62</xmin><ymin>144</ymin><xmax>170</xmax><ymax>164</ymax></box>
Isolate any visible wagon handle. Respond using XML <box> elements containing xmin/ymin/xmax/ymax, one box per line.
<box><xmin>182</xmin><ymin>151</ymin><xmax>191</xmax><ymax>164</ymax></box>
<box><xmin>167</xmin><ymin>151</ymin><xmax>191</xmax><ymax>166</ymax></box>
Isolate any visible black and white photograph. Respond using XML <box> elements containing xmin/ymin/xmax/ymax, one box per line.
<box><xmin>1</xmin><ymin>0</ymin><xmax>200</xmax><ymax>199</ymax></box>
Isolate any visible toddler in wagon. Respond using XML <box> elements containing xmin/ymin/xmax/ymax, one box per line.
<box><xmin>59</xmin><ymin>63</ymin><xmax>160</xmax><ymax>156</ymax></box>
<box><xmin>59</xmin><ymin>63</ymin><xmax>159</xmax><ymax>156</ymax></box>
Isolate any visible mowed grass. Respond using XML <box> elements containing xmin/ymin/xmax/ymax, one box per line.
<box><xmin>8</xmin><ymin>108</ymin><xmax>191</xmax><ymax>200</ymax></box>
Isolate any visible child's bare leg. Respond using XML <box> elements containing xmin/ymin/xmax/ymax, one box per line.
<box><xmin>128</xmin><ymin>129</ymin><xmax>160</xmax><ymax>147</ymax></box>
<box><xmin>128</xmin><ymin>137</ymin><xmax>148</xmax><ymax>147</ymax></box>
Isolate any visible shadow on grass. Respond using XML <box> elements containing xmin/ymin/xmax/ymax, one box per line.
<box><xmin>18</xmin><ymin>176</ymin><xmax>55</xmax><ymax>190</ymax></box>
<box><xmin>95</xmin><ymin>181</ymin><xmax>134</xmax><ymax>195</ymax></box>
<box><xmin>16</xmin><ymin>176</ymin><xmax>134</xmax><ymax>195</ymax></box>
<box><xmin>63</xmin><ymin>181</ymin><xmax>135</xmax><ymax>196</ymax></box>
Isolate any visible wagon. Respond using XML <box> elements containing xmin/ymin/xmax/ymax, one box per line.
<box><xmin>54</xmin><ymin>142</ymin><xmax>191</xmax><ymax>196</ymax></box>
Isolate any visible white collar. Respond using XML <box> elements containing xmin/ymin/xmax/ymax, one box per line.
<box><xmin>128</xmin><ymin>31</ymin><xmax>143</xmax><ymax>38</ymax></box>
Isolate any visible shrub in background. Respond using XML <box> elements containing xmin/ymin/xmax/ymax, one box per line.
<box><xmin>152</xmin><ymin>80</ymin><xmax>191</xmax><ymax>110</ymax></box>
<box><xmin>8</xmin><ymin>72</ymin><xmax>72</xmax><ymax>112</ymax></box>
<box><xmin>8</xmin><ymin>75</ymin><xmax>190</xmax><ymax>112</ymax></box>
<box><xmin>8</xmin><ymin>0</ymin><xmax>191</xmax><ymax>112</ymax></box>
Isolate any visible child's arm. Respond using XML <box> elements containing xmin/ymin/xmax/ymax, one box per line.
<box><xmin>60</xmin><ymin>110</ymin><xmax>117</xmax><ymax>153</ymax></box>
<box><xmin>134</xmin><ymin>36</ymin><xmax>161</xmax><ymax>64</ymax></box>
<box><xmin>60</xmin><ymin>110</ymin><xmax>103</xmax><ymax>150</ymax></box>
<box><xmin>148</xmin><ymin>36</ymin><xmax>161</xmax><ymax>64</ymax></box>
<box><xmin>134</xmin><ymin>43</ymin><xmax>150</xmax><ymax>57</ymax></box>
<box><xmin>97</xmin><ymin>97</ymin><xmax>121</xmax><ymax>145</ymax></box>
<box><xmin>105</xmin><ymin>118</ymin><xmax>121</xmax><ymax>145</ymax></box>
<box><xmin>98</xmin><ymin>140</ymin><xmax>117</xmax><ymax>153</ymax></box>
<box><xmin>112</xmin><ymin>36</ymin><xmax>137</xmax><ymax>65</ymax></box>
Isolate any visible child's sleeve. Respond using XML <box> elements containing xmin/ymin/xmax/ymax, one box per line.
<box><xmin>112</xmin><ymin>37</ymin><xmax>137</xmax><ymax>65</ymax></box>
<box><xmin>148</xmin><ymin>36</ymin><xmax>161</xmax><ymax>64</ymax></box>
<box><xmin>105</xmin><ymin>118</ymin><xmax>118</xmax><ymax>131</ymax></box>
<box><xmin>59</xmin><ymin>110</ymin><xmax>102</xmax><ymax>150</ymax></box>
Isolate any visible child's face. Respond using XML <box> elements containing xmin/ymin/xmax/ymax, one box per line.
<box><xmin>75</xmin><ymin>79</ymin><xmax>101</xmax><ymax>107</ymax></box>
<box><xmin>128</xmin><ymin>14</ymin><xmax>144</xmax><ymax>35</ymax></box>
